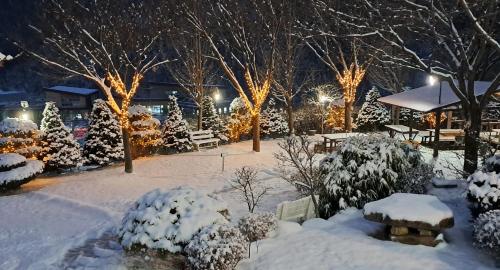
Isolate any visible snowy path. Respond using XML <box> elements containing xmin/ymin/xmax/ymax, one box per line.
<box><xmin>0</xmin><ymin>140</ymin><xmax>297</xmax><ymax>269</ymax></box>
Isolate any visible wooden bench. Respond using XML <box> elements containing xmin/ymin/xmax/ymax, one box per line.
<box><xmin>276</xmin><ymin>195</ymin><xmax>319</xmax><ymax>223</ymax></box>
<box><xmin>189</xmin><ymin>130</ymin><xmax>220</xmax><ymax>150</ymax></box>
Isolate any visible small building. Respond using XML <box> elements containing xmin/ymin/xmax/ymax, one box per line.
<box><xmin>44</xmin><ymin>86</ymin><xmax>100</xmax><ymax>123</ymax></box>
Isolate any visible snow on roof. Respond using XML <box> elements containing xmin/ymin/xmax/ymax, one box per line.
<box><xmin>0</xmin><ymin>52</ymin><xmax>13</xmax><ymax>62</ymax></box>
<box><xmin>378</xmin><ymin>81</ymin><xmax>499</xmax><ymax>112</ymax></box>
<box><xmin>46</xmin><ymin>86</ymin><xmax>99</xmax><ymax>96</ymax></box>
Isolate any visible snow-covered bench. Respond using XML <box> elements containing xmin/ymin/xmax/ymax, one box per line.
<box><xmin>189</xmin><ymin>130</ymin><xmax>220</xmax><ymax>150</ymax></box>
<box><xmin>276</xmin><ymin>195</ymin><xmax>319</xmax><ymax>223</ymax></box>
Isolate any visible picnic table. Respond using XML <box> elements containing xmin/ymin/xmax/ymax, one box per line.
<box><xmin>322</xmin><ymin>133</ymin><xmax>365</xmax><ymax>152</ymax></box>
<box><xmin>385</xmin><ymin>125</ymin><xmax>419</xmax><ymax>140</ymax></box>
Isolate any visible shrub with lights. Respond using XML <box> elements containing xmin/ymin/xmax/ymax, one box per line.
<box><xmin>227</xmin><ymin>97</ymin><xmax>251</xmax><ymax>142</ymax></box>
<box><xmin>128</xmin><ymin>105</ymin><xmax>162</xmax><ymax>158</ymax></box>
<box><xmin>40</xmin><ymin>102</ymin><xmax>82</xmax><ymax>170</ymax></box>
<box><xmin>0</xmin><ymin>117</ymin><xmax>42</xmax><ymax>158</ymax></box>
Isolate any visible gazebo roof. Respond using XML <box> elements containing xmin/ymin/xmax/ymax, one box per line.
<box><xmin>378</xmin><ymin>81</ymin><xmax>498</xmax><ymax>112</ymax></box>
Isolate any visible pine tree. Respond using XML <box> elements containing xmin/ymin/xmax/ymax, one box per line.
<box><xmin>128</xmin><ymin>105</ymin><xmax>162</xmax><ymax>158</ymax></box>
<box><xmin>228</xmin><ymin>98</ymin><xmax>251</xmax><ymax>142</ymax></box>
<box><xmin>40</xmin><ymin>102</ymin><xmax>81</xmax><ymax>170</ymax></box>
<box><xmin>355</xmin><ymin>87</ymin><xmax>390</xmax><ymax>131</ymax></box>
<box><xmin>83</xmin><ymin>99</ymin><xmax>123</xmax><ymax>165</ymax></box>
<box><xmin>162</xmin><ymin>96</ymin><xmax>193</xmax><ymax>153</ymax></box>
<box><xmin>201</xmin><ymin>96</ymin><xmax>226</xmax><ymax>136</ymax></box>
<box><xmin>260</xmin><ymin>98</ymin><xmax>288</xmax><ymax>138</ymax></box>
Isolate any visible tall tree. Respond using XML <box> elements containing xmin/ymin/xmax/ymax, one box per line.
<box><xmin>326</xmin><ymin>0</ymin><xmax>500</xmax><ymax>172</ymax></box>
<box><xmin>15</xmin><ymin>0</ymin><xmax>171</xmax><ymax>173</ymax></box>
<box><xmin>184</xmin><ymin>0</ymin><xmax>280</xmax><ymax>152</ymax></box>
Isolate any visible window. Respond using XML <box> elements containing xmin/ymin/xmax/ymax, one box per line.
<box><xmin>146</xmin><ymin>105</ymin><xmax>164</xmax><ymax>115</ymax></box>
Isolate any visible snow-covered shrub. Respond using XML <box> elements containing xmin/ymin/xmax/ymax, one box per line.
<box><xmin>129</xmin><ymin>105</ymin><xmax>162</xmax><ymax>158</ymax></box>
<box><xmin>473</xmin><ymin>210</ymin><xmax>500</xmax><ymax>255</ymax></box>
<box><xmin>260</xmin><ymin>98</ymin><xmax>288</xmax><ymax>138</ymax></box>
<box><xmin>397</xmin><ymin>162</ymin><xmax>434</xmax><ymax>194</ymax></box>
<box><xmin>162</xmin><ymin>96</ymin><xmax>193</xmax><ymax>153</ymax></box>
<box><xmin>83</xmin><ymin>99</ymin><xmax>123</xmax><ymax>166</ymax></box>
<box><xmin>40</xmin><ymin>102</ymin><xmax>81</xmax><ymax>170</ymax></box>
<box><xmin>185</xmin><ymin>224</ymin><xmax>247</xmax><ymax>270</ymax></box>
<box><xmin>238</xmin><ymin>212</ymin><xmax>277</xmax><ymax>242</ymax></box>
<box><xmin>0</xmin><ymin>117</ymin><xmax>42</xmax><ymax>158</ymax></box>
<box><xmin>355</xmin><ymin>87</ymin><xmax>390</xmax><ymax>131</ymax></box>
<box><xmin>118</xmin><ymin>187</ymin><xmax>230</xmax><ymax>253</ymax></box>
<box><xmin>227</xmin><ymin>98</ymin><xmax>251</xmax><ymax>142</ymax></box>
<box><xmin>468</xmin><ymin>166</ymin><xmax>500</xmax><ymax>214</ymax></box>
<box><xmin>0</xmin><ymin>153</ymin><xmax>44</xmax><ymax>190</ymax></box>
<box><xmin>319</xmin><ymin>135</ymin><xmax>424</xmax><ymax>217</ymax></box>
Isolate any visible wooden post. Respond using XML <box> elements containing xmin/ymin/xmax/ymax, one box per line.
<box><xmin>446</xmin><ymin>111</ymin><xmax>452</xmax><ymax>129</ymax></box>
<box><xmin>433</xmin><ymin>109</ymin><xmax>442</xmax><ymax>158</ymax></box>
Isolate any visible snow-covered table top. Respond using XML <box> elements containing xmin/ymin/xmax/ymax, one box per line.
<box><xmin>363</xmin><ymin>193</ymin><xmax>454</xmax><ymax>230</ymax></box>
<box><xmin>321</xmin><ymin>133</ymin><xmax>365</xmax><ymax>140</ymax></box>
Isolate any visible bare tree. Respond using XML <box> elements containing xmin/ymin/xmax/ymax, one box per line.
<box><xmin>184</xmin><ymin>0</ymin><xmax>280</xmax><ymax>152</ymax></box>
<box><xmin>14</xmin><ymin>0</ymin><xmax>171</xmax><ymax>173</ymax></box>
<box><xmin>275</xmin><ymin>136</ymin><xmax>323</xmax><ymax>217</ymax></box>
<box><xmin>324</xmin><ymin>0</ymin><xmax>500</xmax><ymax>172</ymax></box>
<box><xmin>166</xmin><ymin>1</ymin><xmax>219</xmax><ymax>130</ymax></box>
<box><xmin>230</xmin><ymin>166</ymin><xmax>269</xmax><ymax>213</ymax></box>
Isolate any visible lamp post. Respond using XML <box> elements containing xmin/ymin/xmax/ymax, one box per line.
<box><xmin>319</xmin><ymin>95</ymin><xmax>330</xmax><ymax>134</ymax></box>
<box><xmin>428</xmin><ymin>75</ymin><xmax>442</xmax><ymax>158</ymax></box>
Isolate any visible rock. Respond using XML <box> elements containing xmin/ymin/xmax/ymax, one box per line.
<box><xmin>432</xmin><ymin>178</ymin><xmax>459</xmax><ymax>188</ymax></box>
<box><xmin>390</xmin><ymin>226</ymin><xmax>408</xmax><ymax>236</ymax></box>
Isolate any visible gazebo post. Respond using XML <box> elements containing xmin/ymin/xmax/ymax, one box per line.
<box><xmin>446</xmin><ymin>111</ymin><xmax>452</xmax><ymax>129</ymax></box>
<box><xmin>433</xmin><ymin>109</ymin><xmax>442</xmax><ymax>158</ymax></box>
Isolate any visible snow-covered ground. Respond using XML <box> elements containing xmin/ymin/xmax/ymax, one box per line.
<box><xmin>0</xmin><ymin>139</ymin><xmax>496</xmax><ymax>269</ymax></box>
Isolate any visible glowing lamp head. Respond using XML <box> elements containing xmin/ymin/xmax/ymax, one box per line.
<box><xmin>214</xmin><ymin>92</ymin><xmax>221</xmax><ymax>102</ymax></box>
<box><xmin>428</xmin><ymin>75</ymin><xmax>437</xmax><ymax>86</ymax></box>
<box><xmin>20</xmin><ymin>112</ymin><xmax>29</xmax><ymax>121</ymax></box>
<box><xmin>319</xmin><ymin>95</ymin><xmax>330</xmax><ymax>103</ymax></box>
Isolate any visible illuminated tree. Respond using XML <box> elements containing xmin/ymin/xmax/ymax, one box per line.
<box><xmin>128</xmin><ymin>105</ymin><xmax>162</xmax><ymax>159</ymax></box>
<box><xmin>185</xmin><ymin>0</ymin><xmax>279</xmax><ymax>152</ymax></box>
<box><xmin>18</xmin><ymin>0</ymin><xmax>171</xmax><ymax>173</ymax></box>
<box><xmin>325</xmin><ymin>105</ymin><xmax>345</xmax><ymax>131</ymax></box>
<box><xmin>0</xmin><ymin>117</ymin><xmax>42</xmax><ymax>158</ymax></box>
<box><xmin>228</xmin><ymin>98</ymin><xmax>251</xmax><ymax>143</ymax></box>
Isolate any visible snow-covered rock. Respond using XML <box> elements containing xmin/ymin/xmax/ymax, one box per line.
<box><xmin>117</xmin><ymin>186</ymin><xmax>230</xmax><ymax>253</ymax></box>
<box><xmin>363</xmin><ymin>193</ymin><xmax>454</xmax><ymax>230</ymax></box>
<box><xmin>185</xmin><ymin>224</ymin><xmax>247</xmax><ymax>270</ymax></box>
<box><xmin>0</xmin><ymin>153</ymin><xmax>44</xmax><ymax>190</ymax></box>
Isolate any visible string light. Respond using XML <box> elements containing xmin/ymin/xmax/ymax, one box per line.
<box><xmin>423</xmin><ymin>112</ymin><xmax>447</xmax><ymax>128</ymax></box>
<box><xmin>325</xmin><ymin>105</ymin><xmax>345</xmax><ymax>129</ymax></box>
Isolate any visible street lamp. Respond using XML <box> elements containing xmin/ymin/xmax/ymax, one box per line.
<box><xmin>428</xmin><ymin>75</ymin><xmax>443</xmax><ymax>158</ymax></box>
<box><xmin>213</xmin><ymin>91</ymin><xmax>221</xmax><ymax>102</ymax></box>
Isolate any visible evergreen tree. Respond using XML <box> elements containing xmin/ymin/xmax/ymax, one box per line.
<box><xmin>355</xmin><ymin>87</ymin><xmax>390</xmax><ymax>131</ymax></box>
<box><xmin>260</xmin><ymin>98</ymin><xmax>288</xmax><ymax>138</ymax></box>
<box><xmin>162</xmin><ymin>96</ymin><xmax>193</xmax><ymax>153</ymax></box>
<box><xmin>83</xmin><ymin>99</ymin><xmax>124</xmax><ymax>165</ymax></box>
<box><xmin>40</xmin><ymin>102</ymin><xmax>81</xmax><ymax>170</ymax></box>
<box><xmin>128</xmin><ymin>105</ymin><xmax>162</xmax><ymax>158</ymax></box>
<box><xmin>228</xmin><ymin>98</ymin><xmax>251</xmax><ymax>142</ymax></box>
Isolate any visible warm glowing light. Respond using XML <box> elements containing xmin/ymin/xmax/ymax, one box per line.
<box><xmin>214</xmin><ymin>92</ymin><xmax>221</xmax><ymax>102</ymax></box>
<box><xmin>319</xmin><ymin>95</ymin><xmax>330</xmax><ymax>103</ymax></box>
<box><xmin>20</xmin><ymin>112</ymin><xmax>29</xmax><ymax>121</ymax></box>
<box><xmin>428</xmin><ymin>75</ymin><xmax>437</xmax><ymax>86</ymax></box>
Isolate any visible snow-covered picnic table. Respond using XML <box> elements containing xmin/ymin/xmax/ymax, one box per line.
<box><xmin>363</xmin><ymin>193</ymin><xmax>454</xmax><ymax>246</ymax></box>
<box><xmin>385</xmin><ymin>125</ymin><xmax>419</xmax><ymax>140</ymax></box>
<box><xmin>321</xmin><ymin>132</ymin><xmax>365</xmax><ymax>152</ymax></box>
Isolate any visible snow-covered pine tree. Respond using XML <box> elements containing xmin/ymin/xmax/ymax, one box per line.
<box><xmin>355</xmin><ymin>87</ymin><xmax>390</xmax><ymax>131</ymax></box>
<box><xmin>162</xmin><ymin>96</ymin><xmax>193</xmax><ymax>153</ymax></box>
<box><xmin>227</xmin><ymin>97</ymin><xmax>251</xmax><ymax>142</ymax></box>
<box><xmin>260</xmin><ymin>98</ymin><xmax>288</xmax><ymax>138</ymax></box>
<box><xmin>128</xmin><ymin>105</ymin><xmax>162</xmax><ymax>158</ymax></box>
<box><xmin>201</xmin><ymin>96</ymin><xmax>227</xmax><ymax>142</ymax></box>
<box><xmin>83</xmin><ymin>99</ymin><xmax>123</xmax><ymax>165</ymax></box>
<box><xmin>40</xmin><ymin>102</ymin><xmax>81</xmax><ymax>170</ymax></box>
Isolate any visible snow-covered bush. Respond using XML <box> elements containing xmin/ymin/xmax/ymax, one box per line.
<box><xmin>227</xmin><ymin>98</ymin><xmax>251</xmax><ymax>142</ymax></box>
<box><xmin>0</xmin><ymin>117</ymin><xmax>42</xmax><ymax>158</ymax></box>
<box><xmin>185</xmin><ymin>224</ymin><xmax>247</xmax><ymax>270</ymax></box>
<box><xmin>118</xmin><ymin>187</ymin><xmax>230</xmax><ymax>253</ymax></box>
<box><xmin>0</xmin><ymin>153</ymin><xmax>44</xmax><ymax>190</ymax></box>
<box><xmin>319</xmin><ymin>135</ymin><xmax>424</xmax><ymax>217</ymax></box>
<box><xmin>40</xmin><ymin>102</ymin><xmax>81</xmax><ymax>170</ymax></box>
<box><xmin>162</xmin><ymin>96</ymin><xmax>193</xmax><ymax>153</ymax></box>
<box><xmin>398</xmin><ymin>162</ymin><xmax>434</xmax><ymax>194</ymax></box>
<box><xmin>355</xmin><ymin>87</ymin><xmax>390</xmax><ymax>131</ymax></box>
<box><xmin>473</xmin><ymin>210</ymin><xmax>500</xmax><ymax>255</ymax></box>
<box><xmin>260</xmin><ymin>98</ymin><xmax>288</xmax><ymax>138</ymax></box>
<box><xmin>238</xmin><ymin>212</ymin><xmax>277</xmax><ymax>242</ymax></box>
<box><xmin>83</xmin><ymin>99</ymin><xmax>123</xmax><ymax>166</ymax></box>
<box><xmin>129</xmin><ymin>105</ymin><xmax>162</xmax><ymax>158</ymax></box>
<box><xmin>468</xmin><ymin>161</ymin><xmax>500</xmax><ymax>214</ymax></box>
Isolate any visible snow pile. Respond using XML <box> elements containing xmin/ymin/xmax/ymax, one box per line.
<box><xmin>0</xmin><ymin>153</ymin><xmax>44</xmax><ymax>190</ymax></box>
<box><xmin>473</xmin><ymin>210</ymin><xmax>500</xmax><ymax>254</ymax></box>
<box><xmin>363</xmin><ymin>193</ymin><xmax>453</xmax><ymax>226</ymax></box>
<box><xmin>162</xmin><ymin>96</ymin><xmax>193</xmax><ymax>153</ymax></box>
<box><xmin>238</xmin><ymin>212</ymin><xmax>278</xmax><ymax>242</ymax></box>
<box><xmin>319</xmin><ymin>135</ymin><xmax>424</xmax><ymax>217</ymax></box>
<box><xmin>0</xmin><ymin>153</ymin><xmax>26</xmax><ymax>170</ymax></box>
<box><xmin>40</xmin><ymin>102</ymin><xmax>82</xmax><ymax>170</ymax></box>
<box><xmin>468</xmin><ymin>170</ymin><xmax>500</xmax><ymax>212</ymax></box>
<box><xmin>185</xmin><ymin>224</ymin><xmax>247</xmax><ymax>270</ymax></box>
<box><xmin>355</xmin><ymin>86</ymin><xmax>390</xmax><ymax>131</ymax></box>
<box><xmin>118</xmin><ymin>186</ymin><xmax>230</xmax><ymax>253</ymax></box>
<box><xmin>83</xmin><ymin>99</ymin><xmax>123</xmax><ymax>166</ymax></box>
<box><xmin>484</xmin><ymin>154</ymin><xmax>500</xmax><ymax>173</ymax></box>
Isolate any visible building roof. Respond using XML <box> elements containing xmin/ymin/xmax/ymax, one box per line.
<box><xmin>45</xmin><ymin>86</ymin><xmax>99</xmax><ymax>96</ymax></box>
<box><xmin>378</xmin><ymin>81</ymin><xmax>499</xmax><ymax>112</ymax></box>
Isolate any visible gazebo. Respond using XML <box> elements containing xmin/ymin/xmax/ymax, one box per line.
<box><xmin>378</xmin><ymin>80</ymin><xmax>499</xmax><ymax>156</ymax></box>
